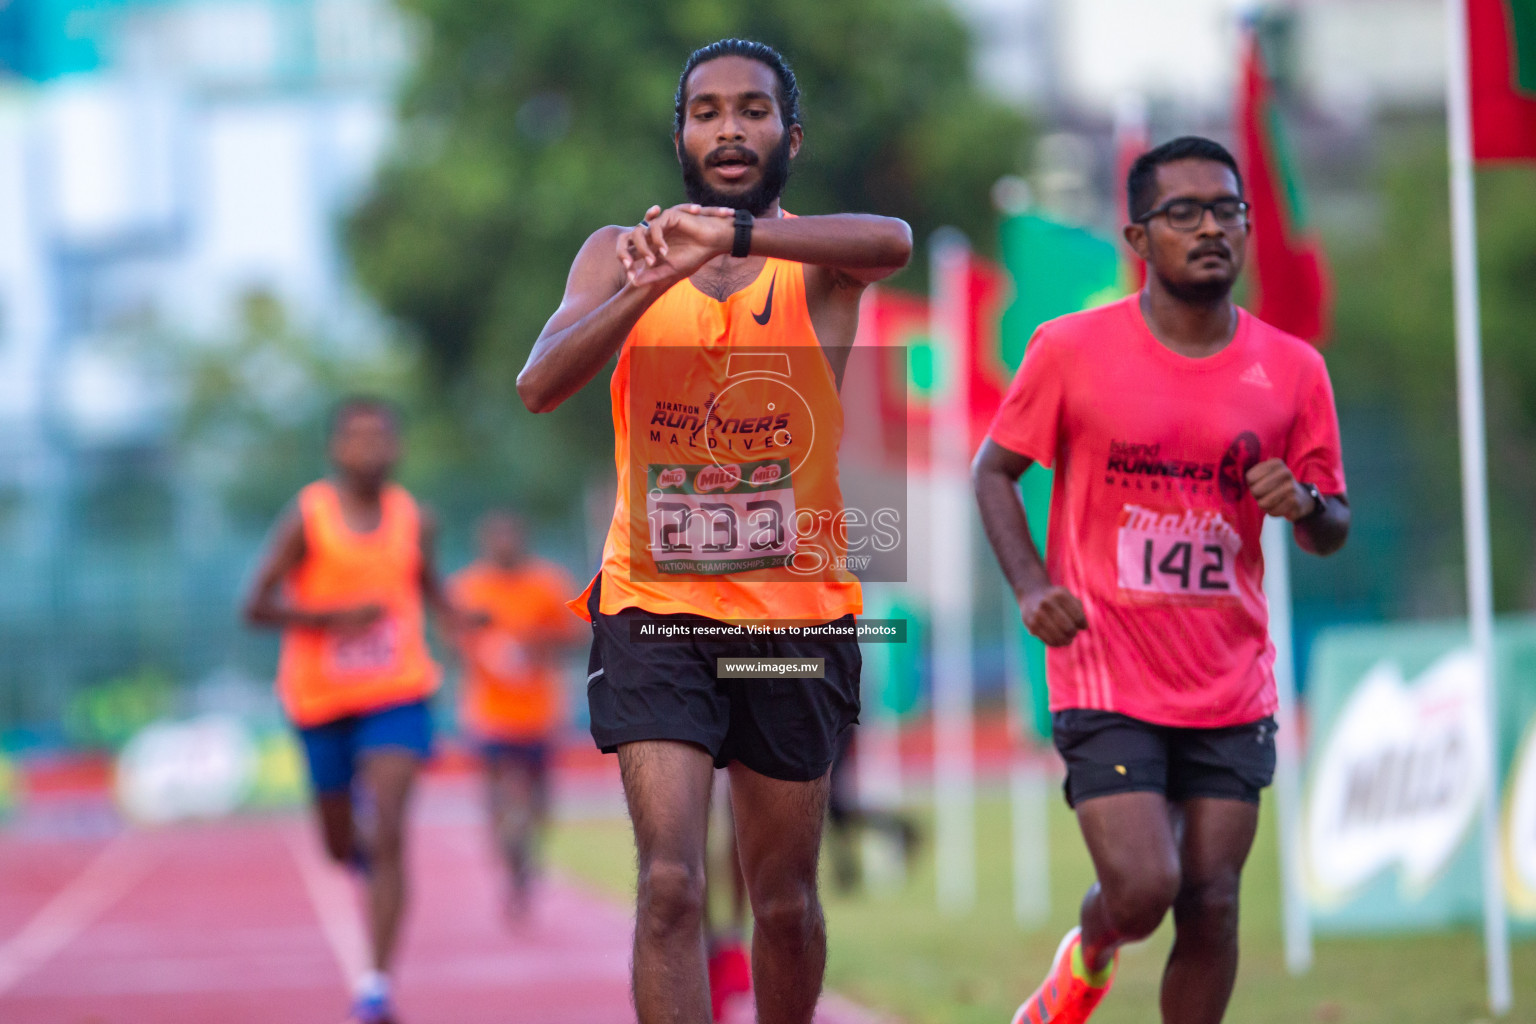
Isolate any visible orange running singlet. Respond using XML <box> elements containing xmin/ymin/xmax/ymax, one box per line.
<box><xmin>451</xmin><ymin>559</ymin><xmax>579</xmax><ymax>741</ymax></box>
<box><xmin>276</xmin><ymin>480</ymin><xmax>439</xmax><ymax>727</ymax></box>
<box><xmin>574</xmin><ymin>255</ymin><xmax>862</xmax><ymax>624</ymax></box>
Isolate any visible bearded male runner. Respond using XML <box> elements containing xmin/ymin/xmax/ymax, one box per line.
<box><xmin>973</xmin><ymin>136</ymin><xmax>1349</xmax><ymax>1024</ymax></box>
<box><xmin>517</xmin><ymin>38</ymin><xmax>911</xmax><ymax>1024</ymax></box>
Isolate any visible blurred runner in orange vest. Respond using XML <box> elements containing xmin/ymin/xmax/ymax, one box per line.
<box><xmin>518</xmin><ymin>39</ymin><xmax>911</xmax><ymax>1024</ymax></box>
<box><xmin>449</xmin><ymin>511</ymin><xmax>582</xmax><ymax>918</ymax></box>
<box><xmin>244</xmin><ymin>397</ymin><xmax>463</xmax><ymax>1024</ymax></box>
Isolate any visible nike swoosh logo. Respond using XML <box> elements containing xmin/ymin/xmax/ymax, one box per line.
<box><xmin>752</xmin><ymin>271</ymin><xmax>777</xmax><ymax>325</ymax></box>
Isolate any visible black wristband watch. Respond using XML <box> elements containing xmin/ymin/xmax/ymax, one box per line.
<box><xmin>1299</xmin><ymin>481</ymin><xmax>1324</xmax><ymax>520</ymax></box>
<box><xmin>731</xmin><ymin>208</ymin><xmax>754</xmax><ymax>258</ymax></box>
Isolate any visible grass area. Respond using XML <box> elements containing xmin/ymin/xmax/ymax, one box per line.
<box><xmin>545</xmin><ymin>789</ymin><xmax>1536</xmax><ymax>1024</ymax></box>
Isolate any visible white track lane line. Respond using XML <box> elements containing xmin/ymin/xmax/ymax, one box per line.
<box><xmin>284</xmin><ymin>827</ymin><xmax>368</xmax><ymax>983</ymax></box>
<box><xmin>0</xmin><ymin>833</ymin><xmax>158</xmax><ymax>995</ymax></box>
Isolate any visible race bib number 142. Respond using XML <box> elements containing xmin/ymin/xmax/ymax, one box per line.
<box><xmin>1116</xmin><ymin>504</ymin><xmax>1241</xmax><ymax>600</ymax></box>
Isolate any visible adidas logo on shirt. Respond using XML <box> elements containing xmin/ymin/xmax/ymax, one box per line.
<box><xmin>1239</xmin><ymin>362</ymin><xmax>1272</xmax><ymax>389</ymax></box>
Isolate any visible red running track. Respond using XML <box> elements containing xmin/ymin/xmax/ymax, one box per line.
<box><xmin>0</xmin><ymin>773</ymin><xmax>888</xmax><ymax>1024</ymax></box>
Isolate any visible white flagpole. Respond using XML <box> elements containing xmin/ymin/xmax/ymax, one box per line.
<box><xmin>1003</xmin><ymin>597</ymin><xmax>1049</xmax><ymax>927</ymax></box>
<box><xmin>856</xmin><ymin>584</ymin><xmax>908</xmax><ymax>889</ymax></box>
<box><xmin>930</xmin><ymin>229</ymin><xmax>977</xmax><ymax>913</ymax></box>
<box><xmin>1260</xmin><ymin>517</ymin><xmax>1312</xmax><ymax>974</ymax></box>
<box><xmin>852</xmin><ymin>293</ymin><xmax>907</xmax><ymax>879</ymax></box>
<box><xmin>1444</xmin><ymin>0</ymin><xmax>1512</xmax><ymax>1013</ymax></box>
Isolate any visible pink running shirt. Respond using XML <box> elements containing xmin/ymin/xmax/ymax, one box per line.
<box><xmin>987</xmin><ymin>295</ymin><xmax>1346</xmax><ymax>728</ymax></box>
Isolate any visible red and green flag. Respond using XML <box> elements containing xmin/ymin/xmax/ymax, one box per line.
<box><xmin>1114</xmin><ymin>96</ymin><xmax>1150</xmax><ymax>292</ymax></box>
<box><xmin>1237</xmin><ymin>29</ymin><xmax>1332</xmax><ymax>346</ymax></box>
<box><xmin>858</xmin><ymin>257</ymin><xmax>1009</xmax><ymax>472</ymax></box>
<box><xmin>996</xmin><ymin>214</ymin><xmax>1122</xmax><ymax>740</ymax></box>
<box><xmin>1470</xmin><ymin>0</ymin><xmax>1536</xmax><ymax>161</ymax></box>
<box><xmin>855</xmin><ymin>286</ymin><xmax>930</xmax><ymax>472</ymax></box>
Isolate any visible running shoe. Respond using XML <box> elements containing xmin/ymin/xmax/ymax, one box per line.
<box><xmin>1010</xmin><ymin>927</ymin><xmax>1115</xmax><ymax>1024</ymax></box>
<box><xmin>345</xmin><ymin>991</ymin><xmax>396</xmax><ymax>1024</ymax></box>
<box><xmin>707</xmin><ymin>938</ymin><xmax>752</xmax><ymax>1022</ymax></box>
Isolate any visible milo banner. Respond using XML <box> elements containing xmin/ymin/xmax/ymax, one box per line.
<box><xmin>1302</xmin><ymin>616</ymin><xmax>1536</xmax><ymax>933</ymax></box>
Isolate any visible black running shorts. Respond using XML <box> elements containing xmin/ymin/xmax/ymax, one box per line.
<box><xmin>584</xmin><ymin>580</ymin><xmax>861</xmax><ymax>783</ymax></box>
<box><xmin>1051</xmin><ymin>708</ymin><xmax>1277</xmax><ymax>808</ymax></box>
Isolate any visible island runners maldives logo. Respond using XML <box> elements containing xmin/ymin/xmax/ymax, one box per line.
<box><xmin>1304</xmin><ymin>649</ymin><xmax>1490</xmax><ymax>905</ymax></box>
<box><xmin>1103</xmin><ymin>432</ymin><xmax>1263</xmax><ymax>504</ymax></box>
<box><xmin>1218</xmin><ymin>431</ymin><xmax>1262</xmax><ymax>503</ymax></box>
<box><xmin>1104</xmin><ymin>440</ymin><xmax>1216</xmax><ymax>497</ymax></box>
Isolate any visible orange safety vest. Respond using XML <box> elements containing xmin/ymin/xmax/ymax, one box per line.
<box><xmin>573</xmin><ymin>254</ymin><xmax>862</xmax><ymax>624</ymax></box>
<box><xmin>276</xmin><ymin>480</ymin><xmax>439</xmax><ymax>726</ymax></box>
<box><xmin>450</xmin><ymin>559</ymin><xmax>578</xmax><ymax>741</ymax></box>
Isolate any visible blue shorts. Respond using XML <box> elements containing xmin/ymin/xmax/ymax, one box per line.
<box><xmin>482</xmin><ymin>739</ymin><xmax>552</xmax><ymax>776</ymax></box>
<box><xmin>297</xmin><ymin>700</ymin><xmax>433</xmax><ymax>796</ymax></box>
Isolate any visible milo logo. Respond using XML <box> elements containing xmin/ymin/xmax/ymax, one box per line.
<box><xmin>695</xmin><ymin>465</ymin><xmax>743</xmax><ymax>493</ymax></box>
<box><xmin>1218</xmin><ymin>431</ymin><xmax>1262</xmax><ymax>503</ymax></box>
<box><xmin>751</xmin><ymin>464</ymin><xmax>783</xmax><ymax>486</ymax></box>
<box><xmin>657</xmin><ymin>468</ymin><xmax>687</xmax><ymax>489</ymax></box>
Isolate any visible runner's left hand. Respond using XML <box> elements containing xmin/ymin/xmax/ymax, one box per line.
<box><xmin>1246</xmin><ymin>458</ymin><xmax>1315</xmax><ymax>520</ymax></box>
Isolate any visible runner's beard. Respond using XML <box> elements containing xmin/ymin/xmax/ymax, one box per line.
<box><xmin>678</xmin><ymin>131</ymin><xmax>793</xmax><ymax>217</ymax></box>
<box><xmin>1157</xmin><ymin>264</ymin><xmax>1236</xmax><ymax>306</ymax></box>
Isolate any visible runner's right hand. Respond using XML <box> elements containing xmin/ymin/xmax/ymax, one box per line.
<box><xmin>617</xmin><ymin>203</ymin><xmax>736</xmax><ymax>288</ymax></box>
<box><xmin>1019</xmin><ymin>586</ymin><xmax>1087</xmax><ymax>647</ymax></box>
<box><xmin>317</xmin><ymin>603</ymin><xmax>385</xmax><ymax>635</ymax></box>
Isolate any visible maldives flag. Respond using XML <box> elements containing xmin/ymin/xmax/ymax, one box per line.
<box><xmin>1237</xmin><ymin>30</ymin><xmax>1332</xmax><ymax>346</ymax></box>
<box><xmin>853</xmin><ymin>286</ymin><xmax>930</xmax><ymax>471</ymax></box>
<box><xmin>1470</xmin><ymin>0</ymin><xmax>1536</xmax><ymax>161</ymax></box>
<box><xmin>936</xmin><ymin>251</ymin><xmax>1011</xmax><ymax>459</ymax></box>
<box><xmin>853</xmin><ymin>256</ymin><xmax>1008</xmax><ymax>472</ymax></box>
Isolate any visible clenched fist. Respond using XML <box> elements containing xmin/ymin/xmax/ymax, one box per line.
<box><xmin>1245</xmin><ymin>458</ymin><xmax>1318</xmax><ymax>521</ymax></box>
<box><xmin>1019</xmin><ymin>585</ymin><xmax>1087</xmax><ymax>647</ymax></box>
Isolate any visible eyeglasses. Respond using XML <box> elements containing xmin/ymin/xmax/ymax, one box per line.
<box><xmin>1136</xmin><ymin>198</ymin><xmax>1250</xmax><ymax>231</ymax></box>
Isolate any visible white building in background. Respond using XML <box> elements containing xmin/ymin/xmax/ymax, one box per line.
<box><xmin>0</xmin><ymin>0</ymin><xmax>409</xmax><ymax>463</ymax></box>
<box><xmin>950</xmin><ymin>0</ymin><xmax>1448</xmax><ymax>117</ymax></box>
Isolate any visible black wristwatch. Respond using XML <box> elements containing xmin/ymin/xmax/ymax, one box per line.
<box><xmin>1299</xmin><ymin>481</ymin><xmax>1324</xmax><ymax>520</ymax></box>
<box><xmin>732</xmin><ymin>208</ymin><xmax>754</xmax><ymax>258</ymax></box>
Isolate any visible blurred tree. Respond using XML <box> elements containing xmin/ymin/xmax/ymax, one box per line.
<box><xmin>1317</xmin><ymin>118</ymin><xmax>1536</xmax><ymax>614</ymax></box>
<box><xmin>346</xmin><ymin>0</ymin><xmax>1029</xmax><ymax>509</ymax></box>
<box><xmin>170</xmin><ymin>290</ymin><xmax>415</xmax><ymax>529</ymax></box>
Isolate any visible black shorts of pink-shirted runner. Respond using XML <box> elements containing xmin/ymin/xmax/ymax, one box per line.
<box><xmin>1052</xmin><ymin>708</ymin><xmax>1277</xmax><ymax>808</ymax></box>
